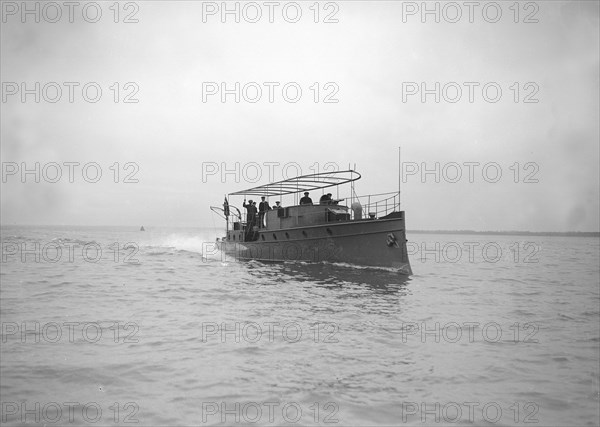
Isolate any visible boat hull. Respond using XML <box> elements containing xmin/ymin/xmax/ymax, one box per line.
<box><xmin>216</xmin><ymin>217</ymin><xmax>412</xmax><ymax>274</ymax></box>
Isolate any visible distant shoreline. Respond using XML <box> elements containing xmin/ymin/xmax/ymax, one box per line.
<box><xmin>409</xmin><ymin>230</ymin><xmax>600</xmax><ymax>238</ymax></box>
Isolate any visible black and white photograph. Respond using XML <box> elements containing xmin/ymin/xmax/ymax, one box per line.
<box><xmin>1</xmin><ymin>1</ymin><xmax>599</xmax><ymax>425</ymax></box>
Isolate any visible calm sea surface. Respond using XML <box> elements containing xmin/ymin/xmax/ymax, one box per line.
<box><xmin>1</xmin><ymin>226</ymin><xmax>598</xmax><ymax>426</ymax></box>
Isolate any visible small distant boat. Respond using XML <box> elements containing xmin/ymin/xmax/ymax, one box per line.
<box><xmin>210</xmin><ymin>168</ymin><xmax>412</xmax><ymax>274</ymax></box>
<box><xmin>140</xmin><ymin>226</ymin><xmax>145</xmax><ymax>231</ymax></box>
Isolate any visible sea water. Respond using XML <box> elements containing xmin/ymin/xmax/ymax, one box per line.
<box><xmin>1</xmin><ymin>226</ymin><xmax>598</xmax><ymax>426</ymax></box>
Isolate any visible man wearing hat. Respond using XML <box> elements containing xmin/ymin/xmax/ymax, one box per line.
<box><xmin>300</xmin><ymin>192</ymin><xmax>313</xmax><ymax>205</ymax></box>
<box><xmin>319</xmin><ymin>193</ymin><xmax>333</xmax><ymax>205</ymax></box>
<box><xmin>258</xmin><ymin>196</ymin><xmax>271</xmax><ymax>228</ymax></box>
<box><xmin>243</xmin><ymin>199</ymin><xmax>258</xmax><ymax>228</ymax></box>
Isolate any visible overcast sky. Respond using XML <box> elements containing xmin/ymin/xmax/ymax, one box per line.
<box><xmin>1</xmin><ymin>1</ymin><xmax>598</xmax><ymax>231</ymax></box>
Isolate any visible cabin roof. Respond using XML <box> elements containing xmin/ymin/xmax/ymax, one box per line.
<box><xmin>229</xmin><ymin>170</ymin><xmax>361</xmax><ymax>197</ymax></box>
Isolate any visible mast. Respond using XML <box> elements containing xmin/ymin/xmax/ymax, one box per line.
<box><xmin>225</xmin><ymin>194</ymin><xmax>229</xmax><ymax>233</ymax></box>
<box><xmin>398</xmin><ymin>146</ymin><xmax>401</xmax><ymax>211</ymax></box>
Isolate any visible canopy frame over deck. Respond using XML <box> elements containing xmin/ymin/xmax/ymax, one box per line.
<box><xmin>228</xmin><ymin>170</ymin><xmax>361</xmax><ymax>198</ymax></box>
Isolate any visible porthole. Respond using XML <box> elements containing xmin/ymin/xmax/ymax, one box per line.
<box><xmin>272</xmin><ymin>234</ymin><xmax>277</xmax><ymax>240</ymax></box>
<box><xmin>326</xmin><ymin>228</ymin><xmax>333</xmax><ymax>235</ymax></box>
<box><xmin>302</xmin><ymin>231</ymin><xmax>308</xmax><ymax>237</ymax></box>
<box><xmin>261</xmin><ymin>234</ymin><xmax>265</xmax><ymax>241</ymax></box>
<box><xmin>285</xmin><ymin>232</ymin><xmax>290</xmax><ymax>239</ymax></box>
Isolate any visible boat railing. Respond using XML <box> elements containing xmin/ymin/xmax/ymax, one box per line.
<box><xmin>227</xmin><ymin>192</ymin><xmax>400</xmax><ymax>231</ymax></box>
<box><xmin>212</xmin><ymin>205</ymin><xmax>243</xmax><ymax>231</ymax></box>
<box><xmin>351</xmin><ymin>191</ymin><xmax>400</xmax><ymax>220</ymax></box>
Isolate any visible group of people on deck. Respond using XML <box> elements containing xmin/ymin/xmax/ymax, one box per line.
<box><xmin>300</xmin><ymin>192</ymin><xmax>337</xmax><ymax>205</ymax></box>
<box><xmin>244</xmin><ymin>192</ymin><xmax>339</xmax><ymax>230</ymax></box>
<box><xmin>243</xmin><ymin>197</ymin><xmax>282</xmax><ymax>229</ymax></box>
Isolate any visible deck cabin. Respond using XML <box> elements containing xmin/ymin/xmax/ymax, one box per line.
<box><xmin>227</xmin><ymin>203</ymin><xmax>352</xmax><ymax>242</ymax></box>
<box><xmin>267</xmin><ymin>203</ymin><xmax>350</xmax><ymax>229</ymax></box>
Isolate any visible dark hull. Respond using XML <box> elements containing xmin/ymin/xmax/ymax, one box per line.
<box><xmin>216</xmin><ymin>218</ymin><xmax>412</xmax><ymax>274</ymax></box>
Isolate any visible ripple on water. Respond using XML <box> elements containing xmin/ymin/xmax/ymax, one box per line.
<box><xmin>1</xmin><ymin>227</ymin><xmax>598</xmax><ymax>426</ymax></box>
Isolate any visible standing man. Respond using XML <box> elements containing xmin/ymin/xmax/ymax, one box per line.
<box><xmin>243</xmin><ymin>199</ymin><xmax>257</xmax><ymax>227</ymax></box>
<box><xmin>258</xmin><ymin>196</ymin><xmax>271</xmax><ymax>228</ymax></box>
<box><xmin>300</xmin><ymin>192</ymin><xmax>313</xmax><ymax>205</ymax></box>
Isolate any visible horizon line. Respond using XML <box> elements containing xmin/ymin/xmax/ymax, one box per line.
<box><xmin>1</xmin><ymin>224</ymin><xmax>599</xmax><ymax>237</ymax></box>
